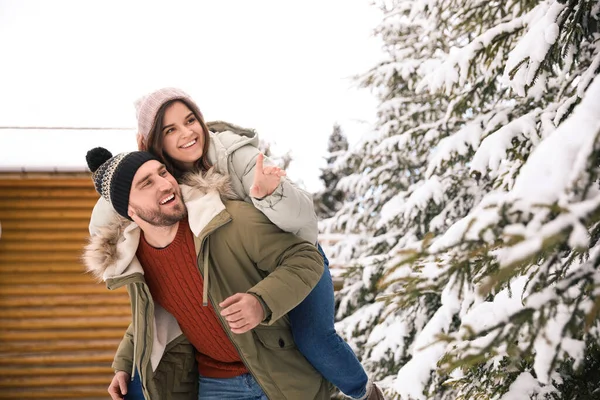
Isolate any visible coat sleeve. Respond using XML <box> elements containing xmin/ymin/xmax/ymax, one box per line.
<box><xmin>112</xmin><ymin>323</ymin><xmax>134</xmax><ymax>373</ymax></box>
<box><xmin>230</xmin><ymin>144</ymin><xmax>319</xmax><ymax>244</ymax></box>
<box><xmin>233</xmin><ymin>204</ymin><xmax>324</xmax><ymax>324</ymax></box>
<box><xmin>90</xmin><ymin>198</ymin><xmax>134</xmax><ymax>373</ymax></box>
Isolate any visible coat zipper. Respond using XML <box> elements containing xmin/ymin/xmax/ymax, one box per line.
<box><xmin>136</xmin><ymin>283</ymin><xmax>153</xmax><ymax>400</ymax></box>
<box><xmin>206</xmin><ymin>286</ymin><xmax>274</xmax><ymax>398</ymax></box>
<box><xmin>196</xmin><ymin>228</ymin><xmax>275</xmax><ymax>399</ymax></box>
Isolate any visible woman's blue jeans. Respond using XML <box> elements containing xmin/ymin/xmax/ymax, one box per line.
<box><xmin>126</xmin><ymin>245</ymin><xmax>368</xmax><ymax>399</ymax></box>
<box><xmin>286</xmin><ymin>244</ymin><xmax>368</xmax><ymax>398</ymax></box>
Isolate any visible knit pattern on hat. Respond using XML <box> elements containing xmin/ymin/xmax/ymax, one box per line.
<box><xmin>87</xmin><ymin>147</ymin><xmax>158</xmax><ymax>219</ymax></box>
<box><xmin>93</xmin><ymin>152</ymin><xmax>128</xmax><ymax>202</ymax></box>
<box><xmin>134</xmin><ymin>87</ymin><xmax>198</xmax><ymax>140</ymax></box>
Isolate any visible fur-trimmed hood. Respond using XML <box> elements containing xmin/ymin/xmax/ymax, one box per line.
<box><xmin>82</xmin><ymin>169</ymin><xmax>238</xmax><ymax>282</ymax></box>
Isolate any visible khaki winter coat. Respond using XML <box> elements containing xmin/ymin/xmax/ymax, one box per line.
<box><xmin>83</xmin><ymin>171</ymin><xmax>332</xmax><ymax>399</ymax></box>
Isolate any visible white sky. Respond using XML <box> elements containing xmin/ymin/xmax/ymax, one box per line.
<box><xmin>0</xmin><ymin>0</ymin><xmax>382</xmax><ymax>192</ymax></box>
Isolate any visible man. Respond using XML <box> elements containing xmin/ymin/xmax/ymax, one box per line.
<box><xmin>82</xmin><ymin>147</ymin><xmax>331</xmax><ymax>399</ymax></box>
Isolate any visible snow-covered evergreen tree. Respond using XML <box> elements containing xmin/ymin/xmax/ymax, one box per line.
<box><xmin>314</xmin><ymin>124</ymin><xmax>350</xmax><ymax>219</ymax></box>
<box><xmin>327</xmin><ymin>1</ymin><xmax>600</xmax><ymax>398</ymax></box>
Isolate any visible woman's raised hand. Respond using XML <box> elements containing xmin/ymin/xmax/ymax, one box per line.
<box><xmin>250</xmin><ymin>153</ymin><xmax>286</xmax><ymax>199</ymax></box>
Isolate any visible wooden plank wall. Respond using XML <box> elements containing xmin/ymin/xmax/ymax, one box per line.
<box><xmin>0</xmin><ymin>175</ymin><xmax>130</xmax><ymax>399</ymax></box>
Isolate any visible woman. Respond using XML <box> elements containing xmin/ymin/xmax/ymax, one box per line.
<box><xmin>90</xmin><ymin>87</ymin><xmax>383</xmax><ymax>400</ymax></box>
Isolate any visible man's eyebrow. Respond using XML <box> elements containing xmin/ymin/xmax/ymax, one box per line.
<box><xmin>135</xmin><ymin>173</ymin><xmax>152</xmax><ymax>188</ymax></box>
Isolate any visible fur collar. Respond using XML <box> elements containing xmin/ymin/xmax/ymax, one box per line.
<box><xmin>82</xmin><ymin>169</ymin><xmax>238</xmax><ymax>281</ymax></box>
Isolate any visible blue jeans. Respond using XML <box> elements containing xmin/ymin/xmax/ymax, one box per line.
<box><xmin>198</xmin><ymin>373</ymin><xmax>267</xmax><ymax>400</ymax></box>
<box><xmin>126</xmin><ymin>245</ymin><xmax>368</xmax><ymax>399</ymax></box>
<box><xmin>127</xmin><ymin>371</ymin><xmax>268</xmax><ymax>400</ymax></box>
<box><xmin>287</xmin><ymin>244</ymin><xmax>368</xmax><ymax>398</ymax></box>
<box><xmin>125</xmin><ymin>372</ymin><xmax>144</xmax><ymax>400</ymax></box>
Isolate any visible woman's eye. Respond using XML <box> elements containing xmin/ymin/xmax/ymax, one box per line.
<box><xmin>165</xmin><ymin>128</ymin><xmax>175</xmax><ymax>135</ymax></box>
<box><xmin>187</xmin><ymin>118</ymin><xmax>196</xmax><ymax>124</ymax></box>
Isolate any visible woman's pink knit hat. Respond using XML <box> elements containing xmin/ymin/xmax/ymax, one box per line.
<box><xmin>134</xmin><ymin>87</ymin><xmax>200</xmax><ymax>139</ymax></box>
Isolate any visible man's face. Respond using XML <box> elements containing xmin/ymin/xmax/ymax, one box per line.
<box><xmin>128</xmin><ymin>160</ymin><xmax>186</xmax><ymax>227</ymax></box>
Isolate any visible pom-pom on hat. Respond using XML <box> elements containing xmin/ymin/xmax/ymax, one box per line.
<box><xmin>86</xmin><ymin>147</ymin><xmax>158</xmax><ymax>219</ymax></box>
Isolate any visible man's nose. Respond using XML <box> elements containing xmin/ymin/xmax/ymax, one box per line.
<box><xmin>157</xmin><ymin>176</ymin><xmax>172</xmax><ymax>191</ymax></box>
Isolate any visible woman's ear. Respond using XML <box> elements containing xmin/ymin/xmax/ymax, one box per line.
<box><xmin>137</xmin><ymin>132</ymin><xmax>147</xmax><ymax>151</ymax></box>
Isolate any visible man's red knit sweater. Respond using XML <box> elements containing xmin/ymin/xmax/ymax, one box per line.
<box><xmin>136</xmin><ymin>219</ymin><xmax>248</xmax><ymax>378</ymax></box>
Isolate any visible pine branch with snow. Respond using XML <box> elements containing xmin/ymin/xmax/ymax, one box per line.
<box><xmin>328</xmin><ymin>0</ymin><xmax>600</xmax><ymax>398</ymax></box>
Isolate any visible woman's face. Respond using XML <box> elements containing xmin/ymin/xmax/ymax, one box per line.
<box><xmin>161</xmin><ymin>101</ymin><xmax>205</xmax><ymax>170</ymax></box>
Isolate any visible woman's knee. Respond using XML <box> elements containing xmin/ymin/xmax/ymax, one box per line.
<box><xmin>292</xmin><ymin>325</ymin><xmax>338</xmax><ymax>352</ymax></box>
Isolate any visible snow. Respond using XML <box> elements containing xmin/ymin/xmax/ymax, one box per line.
<box><xmin>576</xmin><ymin>42</ymin><xmax>600</xmax><ymax>98</ymax></box>
<box><xmin>362</xmin><ymin>264</ymin><xmax>378</xmax><ymax>288</ymax></box>
<box><xmin>378</xmin><ymin>191</ymin><xmax>407</xmax><ymax>228</ymax></box>
<box><xmin>404</xmin><ymin>177</ymin><xmax>445</xmax><ymax>212</ymax></box>
<box><xmin>568</xmin><ymin>221</ymin><xmax>589</xmax><ymax>250</ymax></box>
<box><xmin>394</xmin><ymin>278</ymin><xmax>462</xmax><ymax>399</ymax></box>
<box><xmin>561</xmin><ymin>337</ymin><xmax>585</xmax><ymax>370</ymax></box>
<box><xmin>335</xmin><ymin>301</ymin><xmax>385</xmax><ymax>350</ymax></box>
<box><xmin>496</xmin><ymin>236</ymin><xmax>543</xmax><ymax>268</ymax></box>
<box><xmin>528</xmin><ymin>71</ymin><xmax>549</xmax><ymax>101</ymax></box>
<box><xmin>327</xmin><ymin>1</ymin><xmax>600</xmax><ymax>399</ymax></box>
<box><xmin>470</xmin><ymin>111</ymin><xmax>538</xmax><ymax>177</ymax></box>
<box><xmin>367</xmin><ymin>316</ymin><xmax>409</xmax><ymax>363</ymax></box>
<box><xmin>511</xmin><ymin>74</ymin><xmax>600</xmax><ymax>203</ymax></box>
<box><xmin>379</xmin><ymin>74</ymin><xmax>600</xmax><ymax>399</ymax></box>
<box><xmin>429</xmin><ymin>193</ymin><xmax>505</xmax><ymax>253</ymax></box>
<box><xmin>426</xmin><ymin>117</ymin><xmax>486</xmax><ymax>177</ymax></box>
<box><xmin>544</xmin><ymin>23</ymin><xmax>560</xmax><ymax>44</ymax></box>
<box><xmin>533</xmin><ymin>305</ymin><xmax>571</xmax><ymax>384</ymax></box>
<box><xmin>500</xmin><ymin>372</ymin><xmax>544</xmax><ymax>400</ymax></box>
<box><xmin>461</xmin><ymin>276</ymin><xmax>527</xmax><ymax>329</ymax></box>
<box><xmin>504</xmin><ymin>1</ymin><xmax>567</xmax><ymax>96</ymax></box>
<box><xmin>496</xmin><ymin>197</ymin><xmax>600</xmax><ymax>268</ymax></box>
<box><xmin>553</xmin><ymin>93</ymin><xmax>580</xmax><ymax>126</ymax></box>
<box><xmin>419</xmin><ymin>14</ymin><xmax>530</xmax><ymax>95</ymax></box>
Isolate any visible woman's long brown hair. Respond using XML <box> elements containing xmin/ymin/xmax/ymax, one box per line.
<box><xmin>146</xmin><ymin>98</ymin><xmax>212</xmax><ymax>179</ymax></box>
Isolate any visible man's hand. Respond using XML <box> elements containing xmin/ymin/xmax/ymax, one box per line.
<box><xmin>249</xmin><ymin>153</ymin><xmax>286</xmax><ymax>199</ymax></box>
<box><xmin>219</xmin><ymin>293</ymin><xmax>264</xmax><ymax>334</ymax></box>
<box><xmin>108</xmin><ymin>371</ymin><xmax>130</xmax><ymax>400</ymax></box>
